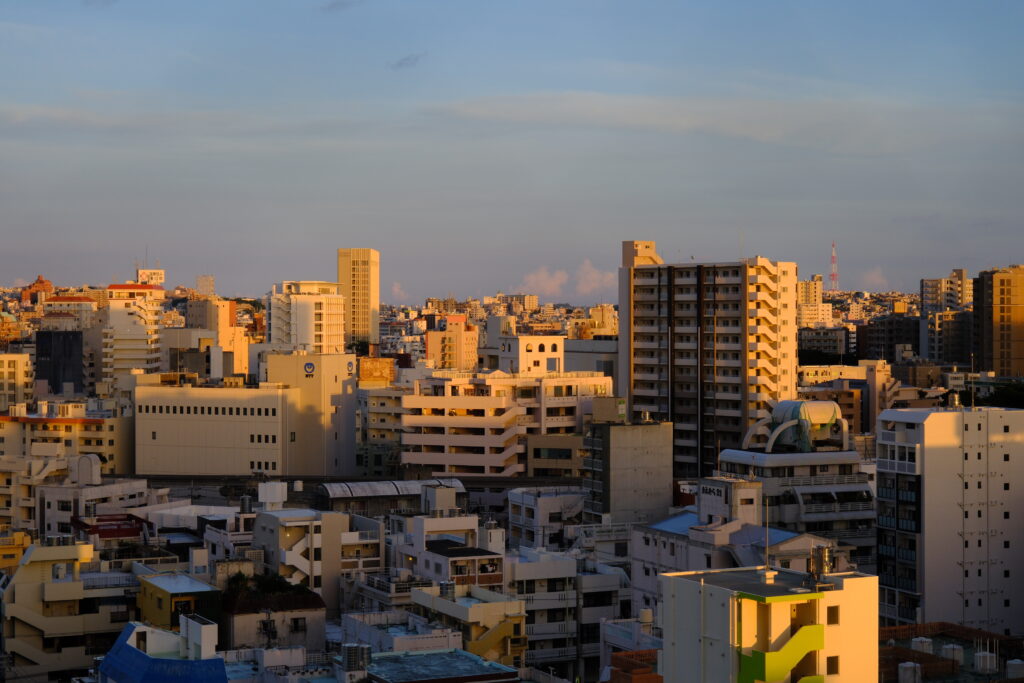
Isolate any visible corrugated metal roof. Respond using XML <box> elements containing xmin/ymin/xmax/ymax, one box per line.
<box><xmin>320</xmin><ymin>478</ymin><xmax>465</xmax><ymax>499</ymax></box>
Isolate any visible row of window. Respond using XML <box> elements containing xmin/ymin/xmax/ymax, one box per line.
<box><xmin>139</xmin><ymin>404</ymin><xmax>277</xmax><ymax>417</ymax></box>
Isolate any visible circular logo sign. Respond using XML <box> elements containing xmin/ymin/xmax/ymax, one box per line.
<box><xmin>347</xmin><ymin>361</ymin><xmax>354</xmax><ymax>372</ymax></box>
<box><xmin>303</xmin><ymin>362</ymin><xmax>315</xmax><ymax>374</ymax></box>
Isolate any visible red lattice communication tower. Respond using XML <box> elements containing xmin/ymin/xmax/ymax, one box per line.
<box><xmin>829</xmin><ymin>241</ymin><xmax>839</xmax><ymax>292</ymax></box>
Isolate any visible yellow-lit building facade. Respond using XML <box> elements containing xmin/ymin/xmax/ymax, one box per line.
<box><xmin>659</xmin><ymin>565</ymin><xmax>877</xmax><ymax>683</ymax></box>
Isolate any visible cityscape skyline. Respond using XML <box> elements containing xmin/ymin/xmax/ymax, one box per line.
<box><xmin>3</xmin><ymin>1</ymin><xmax>1023</xmax><ymax>298</ymax></box>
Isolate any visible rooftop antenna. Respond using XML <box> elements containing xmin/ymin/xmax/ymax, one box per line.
<box><xmin>830</xmin><ymin>241</ymin><xmax>839</xmax><ymax>292</ymax></box>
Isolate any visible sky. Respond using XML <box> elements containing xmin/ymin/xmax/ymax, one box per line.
<box><xmin>1</xmin><ymin>1</ymin><xmax>1022</xmax><ymax>302</ymax></box>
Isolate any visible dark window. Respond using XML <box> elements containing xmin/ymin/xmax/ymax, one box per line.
<box><xmin>827</xmin><ymin>657</ymin><xmax>839</xmax><ymax>675</ymax></box>
<box><xmin>827</xmin><ymin>606</ymin><xmax>840</xmax><ymax>625</ymax></box>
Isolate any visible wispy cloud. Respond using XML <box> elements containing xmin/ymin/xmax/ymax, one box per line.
<box><xmin>436</xmin><ymin>91</ymin><xmax>1024</xmax><ymax>155</ymax></box>
<box><xmin>389</xmin><ymin>52</ymin><xmax>426</xmax><ymax>71</ymax></box>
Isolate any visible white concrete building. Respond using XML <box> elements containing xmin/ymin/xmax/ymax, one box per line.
<box><xmin>507</xmin><ymin>486</ymin><xmax>585</xmax><ymax>550</ymax></box>
<box><xmin>618</xmin><ymin>240</ymin><xmax>798</xmax><ymax>477</ymax></box>
<box><xmin>876</xmin><ymin>406</ymin><xmax>1024</xmax><ymax>635</ymax></box>
<box><xmin>266</xmin><ymin>281</ymin><xmax>346</xmax><ymax>355</ymax></box>
<box><xmin>337</xmin><ymin>247</ymin><xmax>380</xmax><ymax>344</ymax></box>
<box><xmin>630</xmin><ymin>476</ymin><xmax>851</xmax><ymax>617</ymax></box>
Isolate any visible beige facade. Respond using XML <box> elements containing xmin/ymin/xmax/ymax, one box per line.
<box><xmin>0</xmin><ymin>354</ymin><xmax>33</xmax><ymax>412</ymax></box>
<box><xmin>0</xmin><ymin>542</ymin><xmax>141</xmax><ymax>680</ymax></box>
<box><xmin>659</xmin><ymin>566</ymin><xmax>878</xmax><ymax>683</ymax></box>
<box><xmin>618</xmin><ymin>241</ymin><xmax>798</xmax><ymax>477</ymax></box>
<box><xmin>337</xmin><ymin>247</ymin><xmax>380</xmax><ymax>344</ymax></box>
<box><xmin>581</xmin><ymin>417</ymin><xmax>673</xmax><ymax>525</ymax></box>
<box><xmin>185</xmin><ymin>298</ymin><xmax>250</xmax><ymax>375</ymax></box>
<box><xmin>423</xmin><ymin>317</ymin><xmax>479</xmax><ymax>371</ymax></box>
<box><xmin>400</xmin><ymin>369</ymin><xmax>612</xmax><ymax>477</ymax></box>
<box><xmin>135</xmin><ymin>352</ymin><xmax>356</xmax><ymax>477</ymax></box>
<box><xmin>85</xmin><ymin>284</ymin><xmax>164</xmax><ymax>393</ymax></box>
<box><xmin>0</xmin><ymin>399</ymin><xmax>133</xmax><ymax>473</ymax></box>
<box><xmin>267</xmin><ymin>281</ymin><xmax>346</xmax><ymax>355</ymax></box>
<box><xmin>251</xmin><ymin>509</ymin><xmax>384</xmax><ymax>616</ymax></box>
<box><xmin>877</xmin><ymin>407</ymin><xmax>1024</xmax><ymax>634</ymax></box>
<box><xmin>921</xmin><ymin>268</ymin><xmax>973</xmax><ymax>313</ymax></box>
<box><xmin>797</xmin><ymin>274</ymin><xmax>834</xmax><ymax>328</ymax></box>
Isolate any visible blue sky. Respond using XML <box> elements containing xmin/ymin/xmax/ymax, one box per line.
<box><xmin>1</xmin><ymin>1</ymin><xmax>1022</xmax><ymax>301</ymax></box>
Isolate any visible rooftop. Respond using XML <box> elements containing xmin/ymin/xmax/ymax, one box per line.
<box><xmin>663</xmin><ymin>566</ymin><xmax>867</xmax><ymax>601</ymax></box>
<box><xmin>367</xmin><ymin>648</ymin><xmax>517</xmax><ymax>682</ymax></box>
<box><xmin>141</xmin><ymin>573</ymin><xmax>219</xmax><ymax>595</ymax></box>
<box><xmin>425</xmin><ymin>539</ymin><xmax>500</xmax><ymax>558</ymax></box>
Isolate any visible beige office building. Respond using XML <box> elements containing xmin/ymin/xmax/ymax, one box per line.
<box><xmin>618</xmin><ymin>240</ymin><xmax>798</xmax><ymax>477</ymax></box>
<box><xmin>337</xmin><ymin>247</ymin><xmax>380</xmax><ymax>344</ymax></box>
<box><xmin>134</xmin><ymin>352</ymin><xmax>357</xmax><ymax>477</ymax></box>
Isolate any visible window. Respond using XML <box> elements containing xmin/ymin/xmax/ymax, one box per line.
<box><xmin>827</xmin><ymin>606</ymin><xmax>840</xmax><ymax>625</ymax></box>
<box><xmin>827</xmin><ymin>656</ymin><xmax>839</xmax><ymax>675</ymax></box>
<box><xmin>291</xmin><ymin>617</ymin><xmax>306</xmax><ymax>632</ymax></box>
<box><xmin>1004</xmin><ymin>483</ymin><xmax>1010</xmax><ymax>491</ymax></box>
<box><xmin>151</xmin><ymin>431</ymin><xmax>156</xmax><ymax>440</ymax></box>
<box><xmin>1005</xmin><ymin>425</ymin><xmax>1010</xmax><ymax>433</ymax></box>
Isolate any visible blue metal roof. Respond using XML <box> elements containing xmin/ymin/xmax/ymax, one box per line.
<box><xmin>99</xmin><ymin>623</ymin><xmax>228</xmax><ymax>683</ymax></box>
<box><xmin>647</xmin><ymin>511</ymin><xmax>700</xmax><ymax>535</ymax></box>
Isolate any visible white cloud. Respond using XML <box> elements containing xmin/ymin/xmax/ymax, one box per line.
<box><xmin>860</xmin><ymin>266</ymin><xmax>889</xmax><ymax>291</ymax></box>
<box><xmin>12</xmin><ymin>278</ymin><xmax>29</xmax><ymax>288</ymax></box>
<box><xmin>518</xmin><ymin>266</ymin><xmax>569</xmax><ymax>298</ymax></box>
<box><xmin>390</xmin><ymin>281</ymin><xmax>408</xmax><ymax>303</ymax></box>
<box><xmin>574</xmin><ymin>259</ymin><xmax>616</xmax><ymax>298</ymax></box>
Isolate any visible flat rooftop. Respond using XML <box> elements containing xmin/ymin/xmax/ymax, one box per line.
<box><xmin>367</xmin><ymin>649</ymin><xmax>517</xmax><ymax>682</ymax></box>
<box><xmin>141</xmin><ymin>573</ymin><xmax>218</xmax><ymax>594</ymax></box>
<box><xmin>665</xmin><ymin>567</ymin><xmax>865</xmax><ymax>601</ymax></box>
<box><xmin>425</xmin><ymin>539</ymin><xmax>500</xmax><ymax>558</ymax></box>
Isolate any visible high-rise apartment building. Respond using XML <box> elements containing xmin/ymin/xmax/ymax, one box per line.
<box><xmin>921</xmin><ymin>268</ymin><xmax>973</xmax><ymax>313</ymax></box>
<box><xmin>974</xmin><ymin>265</ymin><xmax>1024</xmax><ymax>377</ymax></box>
<box><xmin>266</xmin><ymin>281</ymin><xmax>346</xmax><ymax>355</ymax></box>
<box><xmin>84</xmin><ymin>283</ymin><xmax>164</xmax><ymax>392</ymax></box>
<box><xmin>876</xmin><ymin>406</ymin><xmax>1024</xmax><ymax>634</ymax></box>
<box><xmin>618</xmin><ymin>240</ymin><xmax>798</xmax><ymax>477</ymax></box>
<box><xmin>797</xmin><ymin>274</ymin><xmax>834</xmax><ymax>328</ymax></box>
<box><xmin>337</xmin><ymin>247</ymin><xmax>380</xmax><ymax>345</ymax></box>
